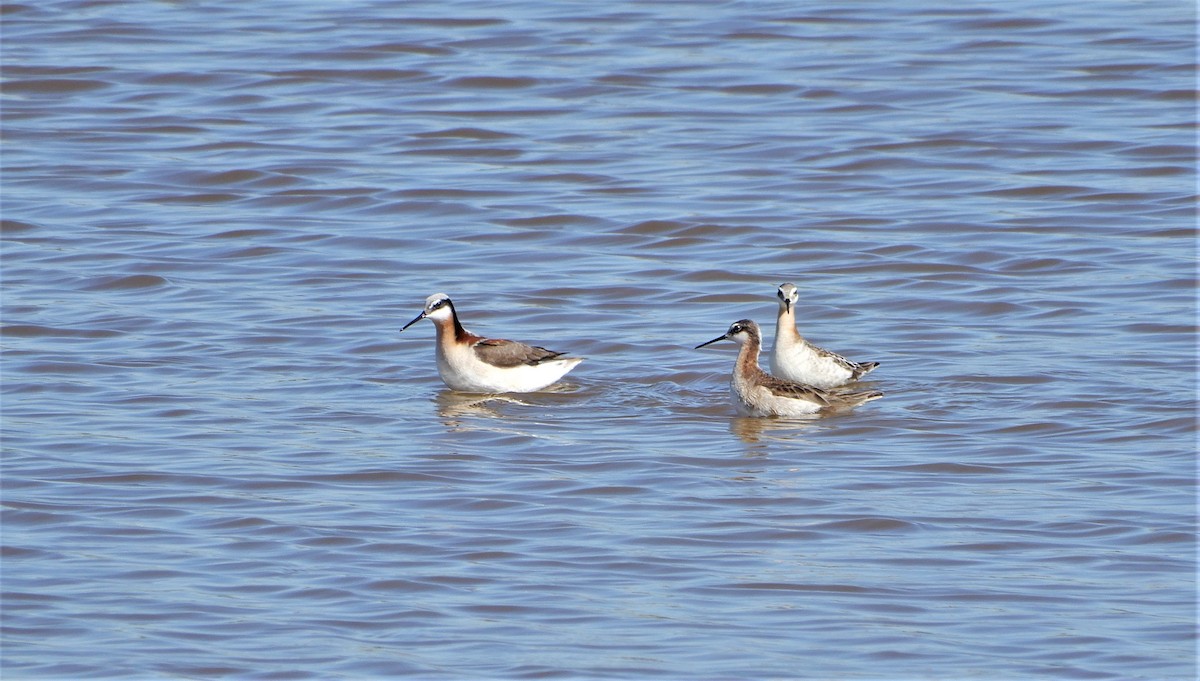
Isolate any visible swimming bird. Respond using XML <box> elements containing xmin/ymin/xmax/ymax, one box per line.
<box><xmin>697</xmin><ymin>319</ymin><xmax>882</xmax><ymax>417</ymax></box>
<box><xmin>401</xmin><ymin>293</ymin><xmax>583</xmax><ymax>393</ymax></box>
<box><xmin>770</xmin><ymin>282</ymin><xmax>879</xmax><ymax>389</ymax></box>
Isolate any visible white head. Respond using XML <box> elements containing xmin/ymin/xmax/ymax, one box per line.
<box><xmin>402</xmin><ymin>292</ymin><xmax>455</xmax><ymax>330</ymax></box>
<box><xmin>695</xmin><ymin>319</ymin><xmax>761</xmax><ymax>349</ymax></box>
<box><xmin>776</xmin><ymin>283</ymin><xmax>799</xmax><ymax>314</ymax></box>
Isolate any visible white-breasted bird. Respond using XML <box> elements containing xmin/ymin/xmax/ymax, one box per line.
<box><xmin>769</xmin><ymin>282</ymin><xmax>878</xmax><ymax>389</ymax></box>
<box><xmin>401</xmin><ymin>293</ymin><xmax>583</xmax><ymax>393</ymax></box>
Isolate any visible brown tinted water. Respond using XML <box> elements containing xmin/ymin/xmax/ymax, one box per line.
<box><xmin>2</xmin><ymin>1</ymin><xmax>1196</xmax><ymax>678</ymax></box>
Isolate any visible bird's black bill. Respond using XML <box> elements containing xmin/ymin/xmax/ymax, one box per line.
<box><xmin>694</xmin><ymin>334</ymin><xmax>728</xmax><ymax>349</ymax></box>
<box><xmin>401</xmin><ymin>310</ymin><xmax>426</xmax><ymax>331</ymax></box>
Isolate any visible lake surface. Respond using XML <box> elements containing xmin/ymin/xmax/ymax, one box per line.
<box><xmin>2</xmin><ymin>0</ymin><xmax>1196</xmax><ymax>678</ymax></box>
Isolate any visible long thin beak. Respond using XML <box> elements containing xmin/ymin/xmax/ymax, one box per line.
<box><xmin>784</xmin><ymin>299</ymin><xmax>791</xmax><ymax>314</ymax></box>
<box><xmin>695</xmin><ymin>334</ymin><xmax>728</xmax><ymax>349</ymax></box>
<box><xmin>401</xmin><ymin>310</ymin><xmax>427</xmax><ymax>331</ymax></box>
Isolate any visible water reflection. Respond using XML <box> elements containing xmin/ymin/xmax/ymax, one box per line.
<box><xmin>435</xmin><ymin>391</ymin><xmax>530</xmax><ymax>422</ymax></box>
<box><xmin>433</xmin><ymin>390</ymin><xmax>585</xmax><ymax>445</ymax></box>
<box><xmin>730</xmin><ymin>415</ymin><xmax>819</xmax><ymax>447</ymax></box>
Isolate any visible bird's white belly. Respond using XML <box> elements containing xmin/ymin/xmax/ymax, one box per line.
<box><xmin>436</xmin><ymin>343</ymin><xmax>578</xmax><ymax>393</ymax></box>
<box><xmin>770</xmin><ymin>343</ymin><xmax>851</xmax><ymax>389</ymax></box>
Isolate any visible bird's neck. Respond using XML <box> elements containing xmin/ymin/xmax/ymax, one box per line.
<box><xmin>444</xmin><ymin>301</ymin><xmax>470</xmax><ymax>342</ymax></box>
<box><xmin>776</xmin><ymin>305</ymin><xmax>804</xmax><ymax>343</ymax></box>
<box><xmin>432</xmin><ymin>312</ymin><xmax>473</xmax><ymax>354</ymax></box>
<box><xmin>735</xmin><ymin>336</ymin><xmax>767</xmax><ymax>381</ymax></box>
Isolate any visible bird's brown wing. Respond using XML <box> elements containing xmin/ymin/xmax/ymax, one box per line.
<box><xmin>758</xmin><ymin>373</ymin><xmax>832</xmax><ymax>406</ymax></box>
<box><xmin>473</xmin><ymin>338</ymin><xmax>567</xmax><ymax>368</ymax></box>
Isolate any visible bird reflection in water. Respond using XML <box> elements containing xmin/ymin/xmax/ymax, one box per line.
<box><xmin>435</xmin><ymin>391</ymin><xmax>530</xmax><ymax>423</ymax></box>
<box><xmin>730</xmin><ymin>415</ymin><xmax>819</xmax><ymax>447</ymax></box>
<box><xmin>433</xmin><ymin>391</ymin><xmax>578</xmax><ymax>446</ymax></box>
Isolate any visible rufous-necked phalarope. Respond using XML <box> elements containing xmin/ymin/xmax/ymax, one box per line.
<box><xmin>401</xmin><ymin>293</ymin><xmax>583</xmax><ymax>393</ymax></box>
<box><xmin>697</xmin><ymin>319</ymin><xmax>882</xmax><ymax>417</ymax></box>
<box><xmin>770</xmin><ymin>282</ymin><xmax>879</xmax><ymax>389</ymax></box>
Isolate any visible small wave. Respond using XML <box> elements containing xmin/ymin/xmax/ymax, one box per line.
<box><xmin>4</xmin><ymin>78</ymin><xmax>111</xmax><ymax>94</ymax></box>
<box><xmin>84</xmin><ymin>274</ymin><xmax>169</xmax><ymax>291</ymax></box>
<box><xmin>1</xmin><ymin>324</ymin><xmax>121</xmax><ymax>338</ymax></box>
<box><xmin>445</xmin><ymin>76</ymin><xmax>541</xmax><ymax>89</ymax></box>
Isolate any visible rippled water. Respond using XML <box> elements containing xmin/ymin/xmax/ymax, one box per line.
<box><xmin>3</xmin><ymin>0</ymin><xmax>1196</xmax><ymax>678</ymax></box>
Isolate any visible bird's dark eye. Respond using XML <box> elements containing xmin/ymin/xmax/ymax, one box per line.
<box><xmin>731</xmin><ymin>324</ymin><xmax>743</xmax><ymax>333</ymax></box>
<box><xmin>431</xmin><ymin>299</ymin><xmax>447</xmax><ymax>309</ymax></box>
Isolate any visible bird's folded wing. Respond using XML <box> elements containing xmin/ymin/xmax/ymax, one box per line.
<box><xmin>473</xmin><ymin>338</ymin><xmax>567</xmax><ymax>368</ymax></box>
<box><xmin>759</xmin><ymin>375</ymin><xmax>832</xmax><ymax>405</ymax></box>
